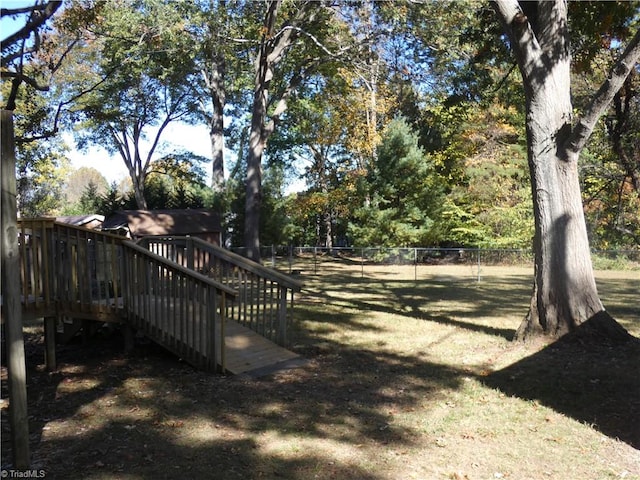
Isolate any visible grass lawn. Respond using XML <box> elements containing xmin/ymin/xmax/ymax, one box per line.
<box><xmin>2</xmin><ymin>263</ymin><xmax>639</xmax><ymax>479</ymax></box>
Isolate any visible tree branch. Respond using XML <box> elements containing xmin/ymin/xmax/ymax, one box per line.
<box><xmin>1</xmin><ymin>1</ymin><xmax>62</xmax><ymax>54</ymax></box>
<box><xmin>276</xmin><ymin>25</ymin><xmax>353</xmax><ymax>60</ymax></box>
<box><xmin>566</xmin><ymin>29</ymin><xmax>640</xmax><ymax>156</ymax></box>
<box><xmin>15</xmin><ymin>70</ymin><xmax>114</xmax><ymax>143</ymax></box>
<box><xmin>0</xmin><ymin>71</ymin><xmax>49</xmax><ymax>91</ymax></box>
<box><xmin>492</xmin><ymin>0</ymin><xmax>543</xmax><ymax>83</ymax></box>
<box><xmin>1</xmin><ymin>4</ymin><xmax>52</xmax><ymax>16</ymax></box>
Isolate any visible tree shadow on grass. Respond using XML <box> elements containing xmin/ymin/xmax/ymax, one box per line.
<box><xmin>301</xmin><ymin>274</ymin><xmax>528</xmax><ymax>341</ymax></box>
<box><xmin>417</xmin><ymin>313</ymin><xmax>516</xmax><ymax>340</ymax></box>
<box><xmin>3</xmin><ymin>315</ymin><xmax>468</xmax><ymax>479</ymax></box>
<box><xmin>483</xmin><ymin>317</ymin><xmax>640</xmax><ymax>449</ymax></box>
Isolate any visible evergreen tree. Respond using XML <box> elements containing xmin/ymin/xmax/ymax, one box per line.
<box><xmin>75</xmin><ymin>180</ymin><xmax>102</xmax><ymax>214</ymax></box>
<box><xmin>350</xmin><ymin>117</ymin><xmax>444</xmax><ymax>247</ymax></box>
<box><xmin>98</xmin><ymin>182</ymin><xmax>127</xmax><ymax>217</ymax></box>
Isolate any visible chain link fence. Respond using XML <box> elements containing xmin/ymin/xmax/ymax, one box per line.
<box><xmin>229</xmin><ymin>246</ymin><xmax>639</xmax><ymax>280</ymax></box>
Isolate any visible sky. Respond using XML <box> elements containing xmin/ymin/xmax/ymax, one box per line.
<box><xmin>64</xmin><ymin>123</ymin><xmax>214</xmax><ymax>185</ymax></box>
<box><xmin>2</xmin><ymin>1</ymin><xmax>306</xmax><ymax>193</ymax></box>
<box><xmin>1</xmin><ymin>3</ymin><xmax>214</xmax><ymax>185</ymax></box>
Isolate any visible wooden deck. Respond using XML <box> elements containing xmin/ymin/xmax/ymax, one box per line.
<box><xmin>125</xmin><ymin>293</ymin><xmax>303</xmax><ymax>375</ymax></box>
<box><xmin>15</xmin><ymin>219</ymin><xmax>304</xmax><ymax>376</ymax></box>
<box><xmin>222</xmin><ymin>320</ymin><xmax>303</xmax><ymax>375</ymax></box>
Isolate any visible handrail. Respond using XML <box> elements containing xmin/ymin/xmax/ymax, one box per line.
<box><xmin>188</xmin><ymin>237</ymin><xmax>304</xmax><ymax>291</ymax></box>
<box><xmin>137</xmin><ymin>235</ymin><xmax>303</xmax><ymax>291</ymax></box>
<box><xmin>123</xmin><ymin>240</ymin><xmax>237</xmax><ymax>296</ymax></box>
<box><xmin>138</xmin><ymin>235</ymin><xmax>303</xmax><ymax>346</ymax></box>
<box><xmin>119</xmin><ymin>237</ymin><xmax>236</xmax><ymax>372</ymax></box>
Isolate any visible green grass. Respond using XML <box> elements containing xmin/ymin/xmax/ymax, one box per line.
<box><xmin>2</xmin><ymin>264</ymin><xmax>638</xmax><ymax>479</ymax></box>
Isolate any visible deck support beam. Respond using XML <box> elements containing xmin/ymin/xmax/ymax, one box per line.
<box><xmin>1</xmin><ymin>109</ymin><xmax>31</xmax><ymax>469</ymax></box>
<box><xmin>44</xmin><ymin>316</ymin><xmax>57</xmax><ymax>371</ymax></box>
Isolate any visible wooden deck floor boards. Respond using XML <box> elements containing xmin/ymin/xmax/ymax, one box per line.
<box><xmin>221</xmin><ymin>320</ymin><xmax>300</xmax><ymax>374</ymax></box>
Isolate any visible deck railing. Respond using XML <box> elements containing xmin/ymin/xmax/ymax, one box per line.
<box><xmin>16</xmin><ymin>219</ymin><xmax>237</xmax><ymax>372</ymax></box>
<box><xmin>120</xmin><ymin>241</ymin><xmax>236</xmax><ymax>371</ymax></box>
<box><xmin>138</xmin><ymin>236</ymin><xmax>303</xmax><ymax>346</ymax></box>
<box><xmin>17</xmin><ymin>218</ymin><xmax>126</xmax><ymax>320</ymax></box>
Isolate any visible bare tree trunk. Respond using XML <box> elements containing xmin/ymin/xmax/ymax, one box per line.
<box><xmin>518</xmin><ymin>104</ymin><xmax>604</xmax><ymax>337</ymax></box>
<box><xmin>494</xmin><ymin>0</ymin><xmax>639</xmax><ymax>342</ymax></box>
<box><xmin>210</xmin><ymin>107</ymin><xmax>225</xmax><ymax>193</ymax></box>
<box><xmin>243</xmin><ymin>2</ymin><xmax>270</xmax><ymax>262</ymax></box>
<box><xmin>130</xmin><ymin>172</ymin><xmax>148</xmax><ymax>210</ymax></box>
<box><xmin>243</xmin><ymin>0</ymin><xmax>324</xmax><ymax>260</ymax></box>
<box><xmin>245</xmin><ymin>92</ymin><xmax>266</xmax><ymax>261</ymax></box>
<box><xmin>203</xmin><ymin>53</ymin><xmax>226</xmax><ymax>193</ymax></box>
<box><xmin>243</xmin><ymin>1</ymin><xmax>279</xmax><ymax>262</ymax></box>
<box><xmin>323</xmin><ymin>210</ymin><xmax>333</xmax><ymax>249</ymax></box>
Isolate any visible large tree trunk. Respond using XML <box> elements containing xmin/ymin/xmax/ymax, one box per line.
<box><xmin>323</xmin><ymin>210</ymin><xmax>333</xmax><ymax>249</ymax></box>
<box><xmin>518</xmin><ymin>87</ymin><xmax>605</xmax><ymax>338</ymax></box>
<box><xmin>494</xmin><ymin>0</ymin><xmax>639</xmax><ymax>342</ymax></box>
<box><xmin>243</xmin><ymin>0</ymin><xmax>280</xmax><ymax>262</ymax></box>
<box><xmin>130</xmin><ymin>171</ymin><xmax>148</xmax><ymax>210</ymax></box>
<box><xmin>243</xmin><ymin>0</ymin><xmax>319</xmax><ymax>260</ymax></box>
<box><xmin>210</xmin><ymin>108</ymin><xmax>225</xmax><ymax>194</ymax></box>
<box><xmin>203</xmin><ymin>54</ymin><xmax>226</xmax><ymax>194</ymax></box>
<box><xmin>244</xmin><ymin>92</ymin><xmax>266</xmax><ymax>261</ymax></box>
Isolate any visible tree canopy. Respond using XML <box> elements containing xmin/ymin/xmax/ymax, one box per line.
<box><xmin>6</xmin><ymin>0</ymin><xmax>639</xmax><ymax>260</ymax></box>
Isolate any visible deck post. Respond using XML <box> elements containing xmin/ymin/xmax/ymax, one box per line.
<box><xmin>44</xmin><ymin>316</ymin><xmax>57</xmax><ymax>371</ymax></box>
<box><xmin>1</xmin><ymin>109</ymin><xmax>31</xmax><ymax>468</ymax></box>
<box><xmin>220</xmin><ymin>293</ymin><xmax>226</xmax><ymax>373</ymax></box>
<box><xmin>277</xmin><ymin>286</ymin><xmax>288</xmax><ymax>346</ymax></box>
<box><xmin>186</xmin><ymin>237</ymin><xmax>194</xmax><ymax>271</ymax></box>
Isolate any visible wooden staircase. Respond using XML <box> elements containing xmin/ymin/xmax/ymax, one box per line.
<box><xmin>15</xmin><ymin>219</ymin><xmax>304</xmax><ymax>375</ymax></box>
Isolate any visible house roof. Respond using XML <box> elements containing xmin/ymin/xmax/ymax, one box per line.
<box><xmin>102</xmin><ymin>209</ymin><xmax>222</xmax><ymax>236</ymax></box>
<box><xmin>56</xmin><ymin>214</ymin><xmax>105</xmax><ymax>228</ymax></box>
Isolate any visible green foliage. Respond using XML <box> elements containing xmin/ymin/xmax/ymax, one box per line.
<box><xmin>62</xmin><ymin>166</ymin><xmax>109</xmax><ymax>209</ymax></box>
<box><xmin>143</xmin><ymin>176</ymin><xmax>208</xmax><ymax>210</ymax></box>
<box><xmin>437</xmin><ymin>103</ymin><xmax>533</xmax><ymax>249</ymax></box>
<box><xmin>577</xmin><ymin>64</ymin><xmax>640</xmax><ymax>250</ymax></box>
<box><xmin>591</xmin><ymin>252</ymin><xmax>640</xmax><ymax>271</ymax></box>
<box><xmin>581</xmin><ymin>147</ymin><xmax>640</xmax><ymax>249</ymax></box>
<box><xmin>55</xmin><ymin>0</ymin><xmax>199</xmax><ymax>208</ymax></box>
<box><xmin>569</xmin><ymin>0</ymin><xmax>640</xmax><ymax>73</ymax></box>
<box><xmin>97</xmin><ymin>182</ymin><xmax>128</xmax><ymax>216</ymax></box>
<box><xmin>349</xmin><ymin>117</ymin><xmax>445</xmax><ymax>247</ymax></box>
<box><xmin>1</xmin><ymin>74</ymin><xmax>71</xmax><ymax>216</ymax></box>
<box><xmin>220</xmin><ymin>154</ymin><xmax>296</xmax><ymax>248</ymax></box>
<box><xmin>436</xmin><ymin>198</ymin><xmax>489</xmax><ymax>247</ymax></box>
<box><xmin>260</xmin><ymin>165</ymin><xmax>294</xmax><ymax>246</ymax></box>
<box><xmin>7</xmin><ymin>0</ymin><xmax>637</xmax><ymax>256</ymax></box>
<box><xmin>78</xmin><ymin>181</ymin><xmax>103</xmax><ymax>213</ymax></box>
<box><xmin>16</xmin><ymin>140</ymin><xmax>69</xmax><ymax>217</ymax></box>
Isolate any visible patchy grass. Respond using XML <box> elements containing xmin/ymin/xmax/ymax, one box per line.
<box><xmin>2</xmin><ymin>264</ymin><xmax>639</xmax><ymax>479</ymax></box>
